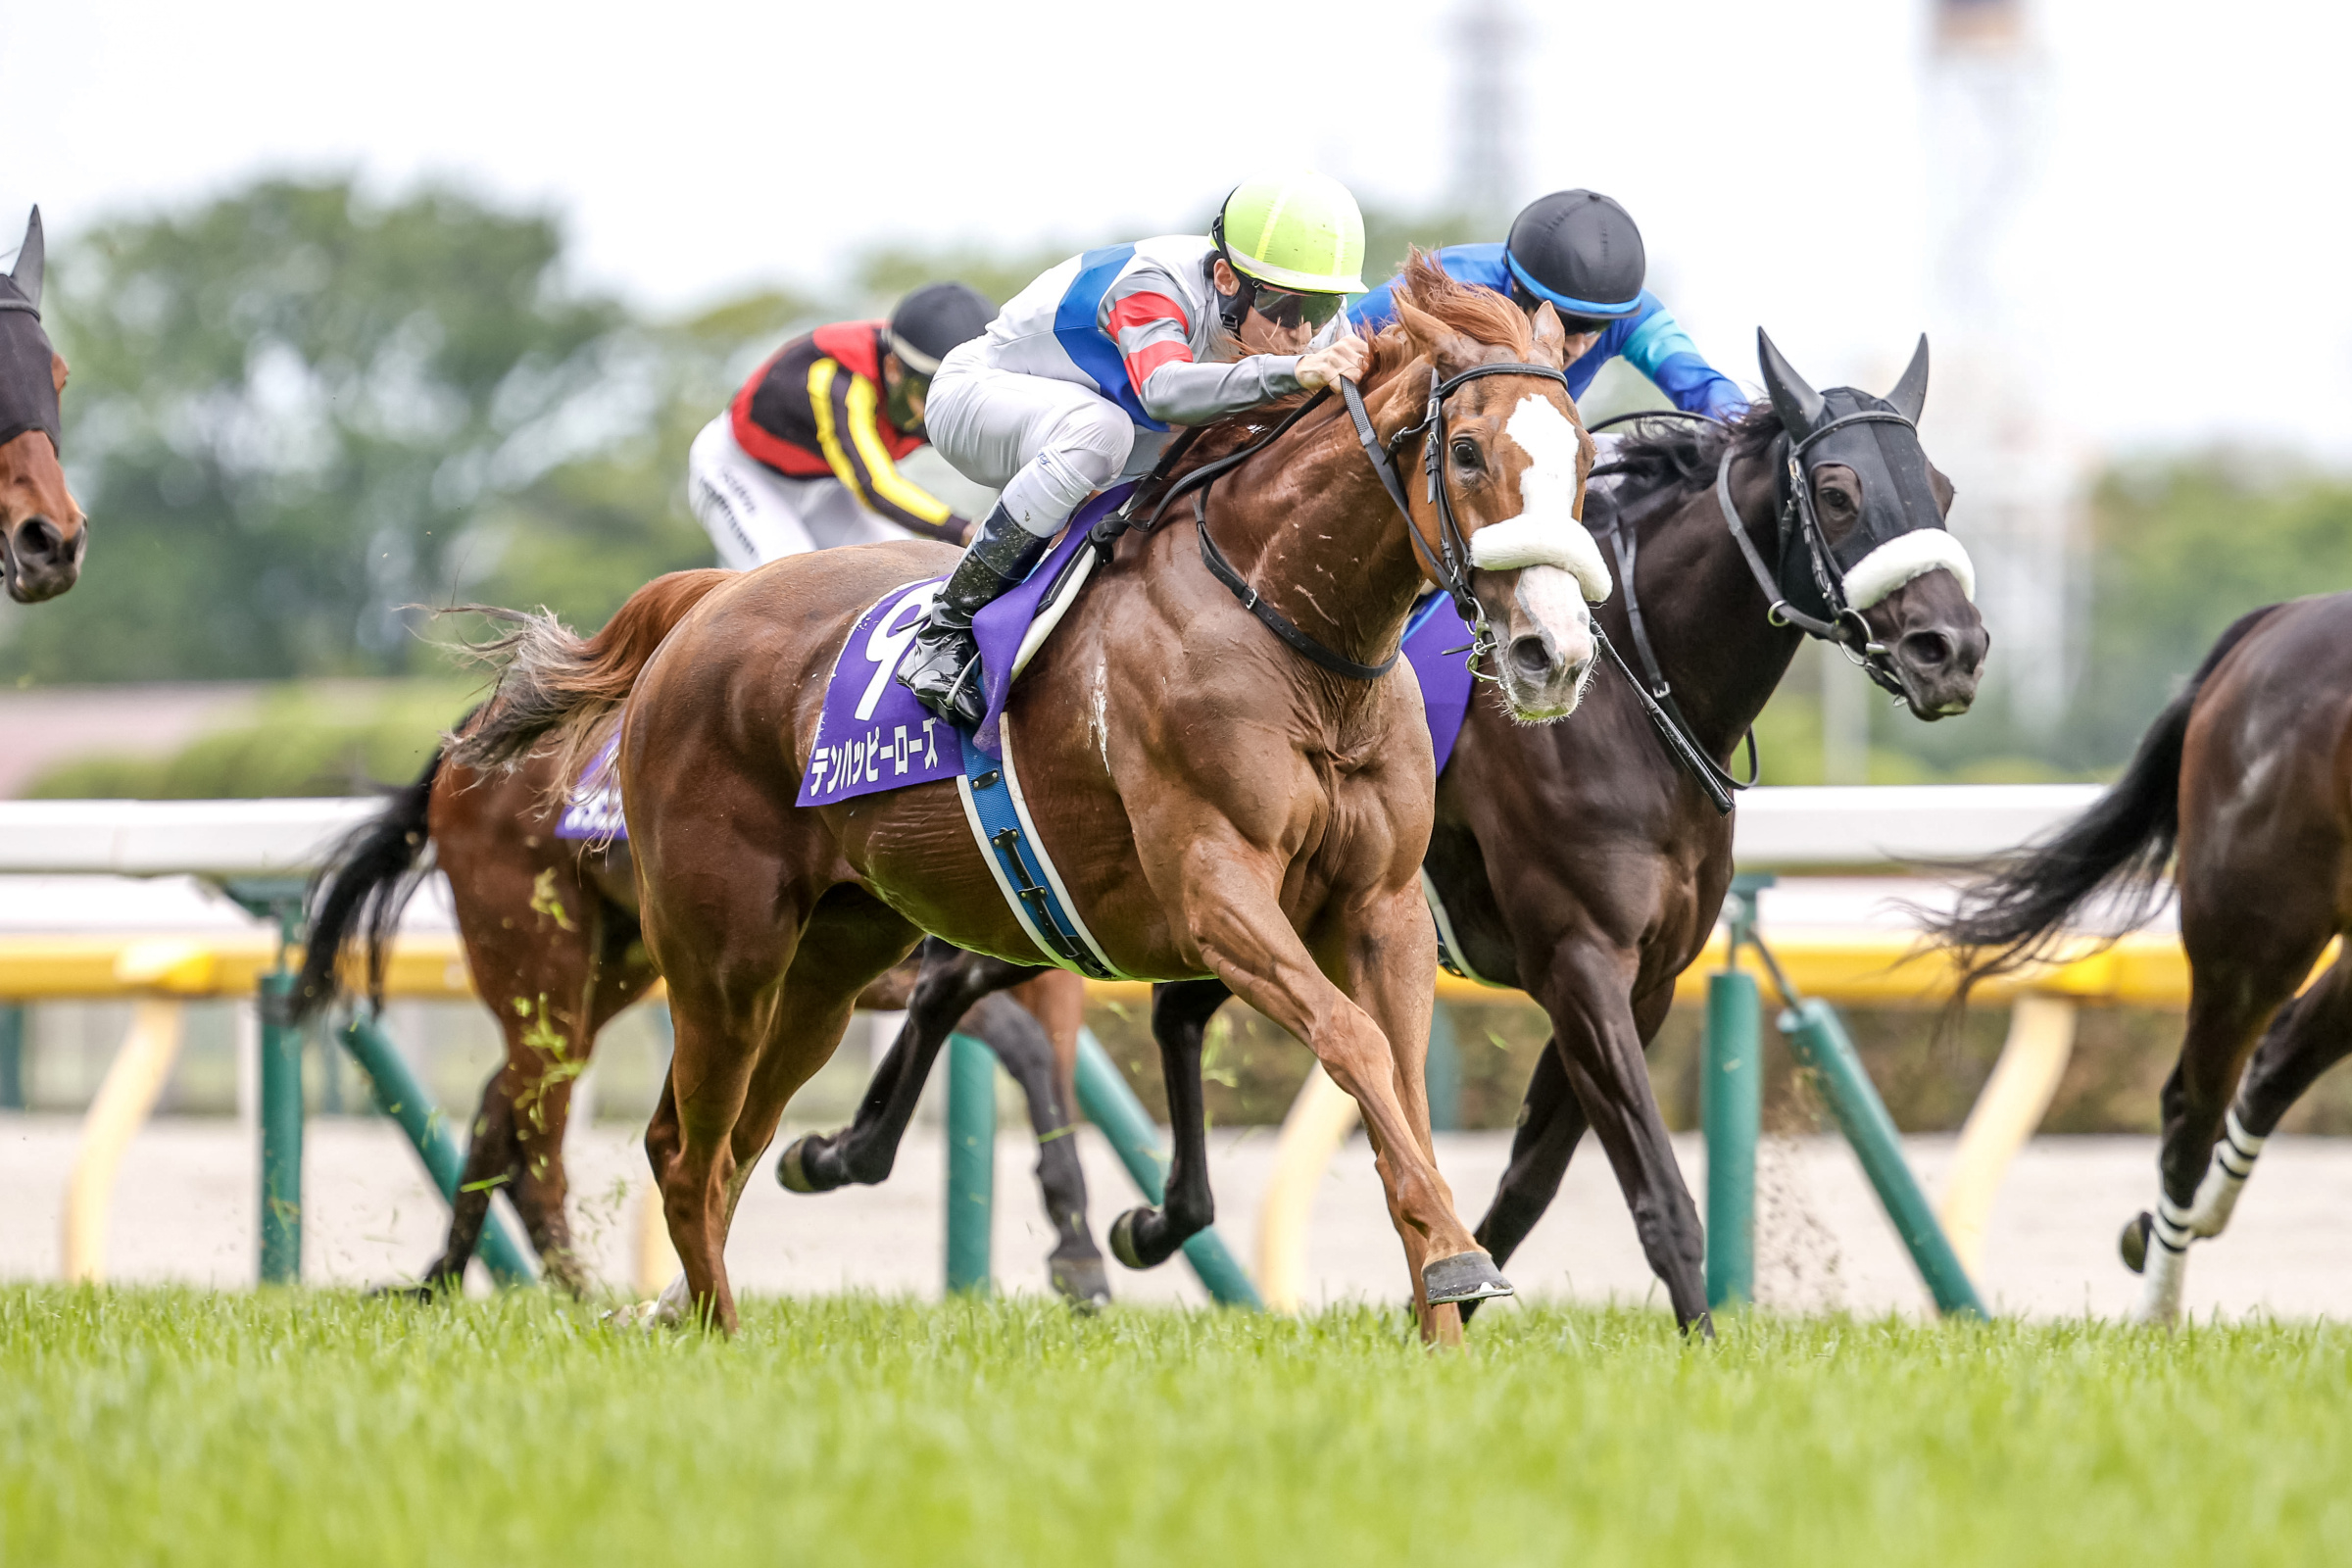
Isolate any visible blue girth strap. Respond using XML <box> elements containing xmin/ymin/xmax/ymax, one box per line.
<box><xmin>957</xmin><ymin>733</ymin><xmax>1127</xmax><ymax>982</ymax></box>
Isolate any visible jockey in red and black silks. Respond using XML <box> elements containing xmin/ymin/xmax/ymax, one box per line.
<box><xmin>687</xmin><ymin>282</ymin><xmax>995</xmax><ymax>568</ymax></box>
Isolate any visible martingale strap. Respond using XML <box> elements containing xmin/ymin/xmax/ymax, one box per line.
<box><xmin>956</xmin><ymin>722</ymin><xmax>1128</xmax><ymax>982</ymax></box>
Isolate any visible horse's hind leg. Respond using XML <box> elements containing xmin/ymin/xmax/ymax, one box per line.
<box><xmin>775</xmin><ymin>940</ymin><xmax>1039</xmax><ymax>1193</ymax></box>
<box><xmin>1107</xmin><ymin>979</ymin><xmax>1228</xmax><ymax>1273</ymax></box>
<box><xmin>961</xmin><ymin>989</ymin><xmax>1108</xmax><ymax>1307</ymax></box>
<box><xmin>2122</xmin><ymin>952</ymin><xmax>2352</xmax><ymax>1278</ymax></box>
<box><xmin>2129</xmin><ymin>914</ymin><xmax>2333</xmax><ymax>1326</ymax></box>
<box><xmin>409</xmin><ymin>1068</ymin><xmax>522</xmax><ymax>1295</ymax></box>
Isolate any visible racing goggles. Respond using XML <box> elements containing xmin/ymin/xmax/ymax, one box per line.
<box><xmin>1246</xmin><ymin>281</ymin><xmax>1348</xmax><ymax>332</ymax></box>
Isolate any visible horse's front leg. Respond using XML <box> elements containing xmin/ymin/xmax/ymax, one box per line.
<box><xmin>1168</xmin><ymin>851</ymin><xmax>1495</xmax><ymax>1339</ymax></box>
<box><xmin>1528</xmin><ymin>939</ymin><xmax>1710</xmax><ymax>1334</ymax></box>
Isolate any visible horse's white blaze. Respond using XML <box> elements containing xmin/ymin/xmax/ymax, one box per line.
<box><xmin>1512</xmin><ymin>565</ymin><xmax>1594</xmax><ymax>664</ymax></box>
<box><xmin>1472</xmin><ymin>393</ymin><xmax>1610</xmax><ymax>604</ymax></box>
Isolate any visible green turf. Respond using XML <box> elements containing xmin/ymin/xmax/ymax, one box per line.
<box><xmin>2</xmin><ymin>1288</ymin><xmax>2345</xmax><ymax>1566</ymax></box>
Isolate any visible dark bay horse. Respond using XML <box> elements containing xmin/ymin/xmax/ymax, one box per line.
<box><xmin>454</xmin><ymin>262</ymin><xmax>1603</xmax><ymax>1341</ymax></box>
<box><xmin>1929</xmin><ymin>594</ymin><xmax>2352</xmax><ymax>1325</ymax></box>
<box><xmin>1</xmin><ymin>208</ymin><xmax>84</xmax><ymax>603</ymax></box>
<box><xmin>295</xmin><ymin>586</ymin><xmax>1108</xmax><ymax>1303</ymax></box>
<box><xmin>796</xmin><ymin>334</ymin><xmax>1987</xmax><ymax>1334</ymax></box>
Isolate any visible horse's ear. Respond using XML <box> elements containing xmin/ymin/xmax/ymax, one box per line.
<box><xmin>1886</xmin><ymin>333</ymin><xmax>1929</xmax><ymax>422</ymax></box>
<box><xmin>12</xmin><ymin>207</ymin><xmax>41</xmax><ymax>311</ymax></box>
<box><xmin>1392</xmin><ymin>291</ymin><xmax>1485</xmax><ymax>379</ymax></box>
<box><xmin>1528</xmin><ymin>300</ymin><xmax>1570</xmax><ymax>369</ymax></box>
<box><xmin>1757</xmin><ymin>327</ymin><xmax>1823</xmax><ymax>438</ymax></box>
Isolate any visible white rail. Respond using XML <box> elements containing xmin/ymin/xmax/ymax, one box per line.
<box><xmin>0</xmin><ymin>785</ymin><xmax>2100</xmax><ymax>879</ymax></box>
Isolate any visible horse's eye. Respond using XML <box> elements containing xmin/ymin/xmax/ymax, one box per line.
<box><xmin>1451</xmin><ymin>438</ymin><xmax>1481</xmax><ymax>468</ymax></box>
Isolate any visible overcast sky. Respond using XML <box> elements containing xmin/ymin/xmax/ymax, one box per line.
<box><xmin>7</xmin><ymin>0</ymin><xmax>2350</xmax><ymax>462</ymax></box>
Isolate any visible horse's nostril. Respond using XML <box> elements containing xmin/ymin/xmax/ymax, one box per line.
<box><xmin>1509</xmin><ymin>634</ymin><xmax>1552</xmax><ymax>678</ymax></box>
<box><xmin>14</xmin><ymin>516</ymin><xmax>63</xmax><ymax>564</ymax></box>
<box><xmin>1902</xmin><ymin>630</ymin><xmax>1954</xmax><ymax>669</ymax></box>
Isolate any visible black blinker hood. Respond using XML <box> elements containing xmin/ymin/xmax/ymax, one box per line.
<box><xmin>0</xmin><ymin>280</ymin><xmax>57</xmax><ymax>456</ymax></box>
<box><xmin>1771</xmin><ymin>386</ymin><xmax>1944</xmax><ymax>626</ymax></box>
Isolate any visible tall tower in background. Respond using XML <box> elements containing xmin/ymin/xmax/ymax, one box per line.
<box><xmin>1926</xmin><ymin>0</ymin><xmax>2082</xmax><ymax>738</ymax></box>
<box><xmin>1448</xmin><ymin>0</ymin><xmax>1526</xmax><ymax>225</ymax></box>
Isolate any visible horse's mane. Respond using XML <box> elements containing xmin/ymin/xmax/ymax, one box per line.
<box><xmin>1163</xmin><ymin>250</ymin><xmax>1536</xmax><ymax>481</ymax></box>
<box><xmin>1602</xmin><ymin>404</ymin><xmax>1785</xmax><ymax>506</ymax></box>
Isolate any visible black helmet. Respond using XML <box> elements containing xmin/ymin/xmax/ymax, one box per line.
<box><xmin>887</xmin><ymin>282</ymin><xmax>994</xmax><ymax>375</ymax></box>
<box><xmin>1503</xmin><ymin>190</ymin><xmax>1646</xmax><ymax>320</ymax></box>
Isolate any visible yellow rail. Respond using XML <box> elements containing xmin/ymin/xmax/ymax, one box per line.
<box><xmin>0</xmin><ymin>926</ymin><xmax>2243</xmax><ymax>1007</ymax></box>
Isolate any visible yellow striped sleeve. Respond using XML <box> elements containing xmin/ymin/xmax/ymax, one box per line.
<box><xmin>808</xmin><ymin>360</ymin><xmax>862</xmax><ymax>499</ymax></box>
<box><xmin>843</xmin><ymin>374</ymin><xmax>955</xmax><ymax>527</ymax></box>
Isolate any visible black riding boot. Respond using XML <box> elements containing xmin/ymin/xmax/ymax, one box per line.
<box><xmin>899</xmin><ymin>503</ymin><xmax>1052</xmax><ymax>728</ymax></box>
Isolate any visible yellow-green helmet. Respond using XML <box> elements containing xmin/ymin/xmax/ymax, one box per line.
<box><xmin>1214</xmin><ymin>170</ymin><xmax>1367</xmax><ymax>295</ymax></box>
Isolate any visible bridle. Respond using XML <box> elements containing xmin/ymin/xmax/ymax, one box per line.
<box><xmin>1583</xmin><ymin>400</ymin><xmax>1936</xmax><ymax>814</ymax></box>
<box><xmin>1716</xmin><ymin>406</ymin><xmax>1925</xmax><ymax>700</ymax></box>
<box><xmin>1093</xmin><ymin>356</ymin><xmax>1576</xmax><ymax>683</ymax></box>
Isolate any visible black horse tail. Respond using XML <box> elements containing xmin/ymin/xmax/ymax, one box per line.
<box><xmin>1927</xmin><ymin>604</ymin><xmax>2285</xmax><ymax>994</ymax></box>
<box><xmin>292</xmin><ymin>743</ymin><xmax>446</xmax><ymax>1022</ymax></box>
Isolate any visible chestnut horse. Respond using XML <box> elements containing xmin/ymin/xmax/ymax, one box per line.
<box><xmin>454</xmin><ymin>262</ymin><xmax>1602</xmax><ymax>1340</ymax></box>
<box><xmin>1</xmin><ymin>208</ymin><xmax>83</xmax><ymax>603</ymax></box>
<box><xmin>295</xmin><ymin>623</ymin><xmax>1109</xmax><ymax>1303</ymax></box>
<box><xmin>806</xmin><ymin>335</ymin><xmax>1989</xmax><ymax>1333</ymax></box>
<box><xmin>1929</xmin><ymin>594</ymin><xmax>2352</xmax><ymax>1326</ymax></box>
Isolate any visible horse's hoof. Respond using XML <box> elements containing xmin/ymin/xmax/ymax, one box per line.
<box><xmin>1423</xmin><ymin>1250</ymin><xmax>1513</xmax><ymax>1306</ymax></box>
<box><xmin>776</xmin><ymin>1135</ymin><xmax>831</xmax><ymax>1194</ymax></box>
<box><xmin>371</xmin><ymin>1282</ymin><xmax>444</xmax><ymax>1304</ymax></box>
<box><xmin>2120</xmin><ymin>1210</ymin><xmax>2152</xmax><ymax>1275</ymax></box>
<box><xmin>1108</xmin><ymin>1208</ymin><xmax>1154</xmax><ymax>1271</ymax></box>
<box><xmin>1051</xmin><ymin>1254</ymin><xmax>1112</xmax><ymax>1312</ymax></box>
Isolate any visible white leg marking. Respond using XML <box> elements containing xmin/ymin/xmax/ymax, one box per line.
<box><xmin>2132</xmin><ymin>1198</ymin><xmax>2194</xmax><ymax>1327</ymax></box>
<box><xmin>2187</xmin><ymin>1107</ymin><xmax>2265</xmax><ymax>1238</ymax></box>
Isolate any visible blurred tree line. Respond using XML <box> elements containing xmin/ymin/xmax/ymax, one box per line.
<box><xmin>8</xmin><ymin>173</ymin><xmax>2351</xmax><ymax>785</ymax></box>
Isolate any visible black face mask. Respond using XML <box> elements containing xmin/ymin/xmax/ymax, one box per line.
<box><xmin>0</xmin><ymin>209</ymin><xmax>58</xmax><ymax>455</ymax></box>
<box><xmin>1757</xmin><ymin>333</ymin><xmax>1939</xmax><ymax>627</ymax></box>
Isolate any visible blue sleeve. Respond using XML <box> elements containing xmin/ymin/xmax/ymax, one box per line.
<box><xmin>1347</xmin><ymin>242</ymin><xmax>1511</xmax><ymax>334</ymax></box>
<box><xmin>1612</xmin><ymin>292</ymin><xmax>1748</xmax><ymax>418</ymax></box>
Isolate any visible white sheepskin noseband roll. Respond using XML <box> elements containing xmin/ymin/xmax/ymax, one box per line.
<box><xmin>1841</xmin><ymin>529</ymin><xmax>1976</xmax><ymax>612</ymax></box>
<box><xmin>1469</xmin><ymin>517</ymin><xmax>1613</xmax><ymax>604</ymax></box>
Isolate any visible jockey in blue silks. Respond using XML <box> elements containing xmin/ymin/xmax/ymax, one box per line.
<box><xmin>1350</xmin><ymin>189</ymin><xmax>1747</xmax><ymax>422</ymax></box>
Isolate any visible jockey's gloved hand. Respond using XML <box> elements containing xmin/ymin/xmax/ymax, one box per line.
<box><xmin>1298</xmin><ymin>336</ymin><xmax>1371</xmax><ymax>390</ymax></box>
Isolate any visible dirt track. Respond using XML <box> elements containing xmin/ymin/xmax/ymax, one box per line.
<box><xmin>8</xmin><ymin>1112</ymin><xmax>2349</xmax><ymax>1322</ymax></box>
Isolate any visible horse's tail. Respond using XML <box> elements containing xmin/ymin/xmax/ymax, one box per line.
<box><xmin>293</xmin><ymin>742</ymin><xmax>448</xmax><ymax>1022</ymax></box>
<box><xmin>1926</xmin><ymin>603</ymin><xmax>2286</xmax><ymax>992</ymax></box>
<box><xmin>446</xmin><ymin>568</ymin><xmax>733</xmax><ymax>775</ymax></box>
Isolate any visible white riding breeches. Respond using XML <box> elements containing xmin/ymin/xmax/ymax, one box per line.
<box><xmin>923</xmin><ymin>341</ymin><xmax>1142</xmax><ymax>539</ymax></box>
<box><xmin>687</xmin><ymin>414</ymin><xmax>904</xmax><ymax>569</ymax></box>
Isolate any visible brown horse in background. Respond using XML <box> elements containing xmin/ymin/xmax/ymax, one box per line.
<box><xmin>296</xmin><ymin>577</ymin><xmax>1107</xmax><ymax>1303</ymax></box>
<box><xmin>1930</xmin><ymin>594</ymin><xmax>2352</xmax><ymax>1325</ymax></box>
<box><xmin>1</xmin><ymin>209</ymin><xmax>84</xmax><ymax>603</ymax></box>
<box><xmin>453</xmin><ymin>261</ymin><xmax>1601</xmax><ymax>1340</ymax></box>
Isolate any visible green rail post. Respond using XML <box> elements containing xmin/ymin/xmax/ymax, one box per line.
<box><xmin>944</xmin><ymin>1031</ymin><xmax>997</xmax><ymax>1294</ymax></box>
<box><xmin>1777</xmin><ymin>999</ymin><xmax>1985</xmax><ymax>1318</ymax></box>
<box><xmin>1702</xmin><ymin>874</ymin><xmax>1772</xmax><ymax>1312</ymax></box>
<box><xmin>1073</xmin><ymin>1028</ymin><xmax>1262</xmax><ymax>1309</ymax></box>
<box><xmin>340</xmin><ymin>1015</ymin><xmax>537</xmax><ymax>1287</ymax></box>
<box><xmin>222</xmin><ymin>880</ymin><xmax>310</xmax><ymax>1286</ymax></box>
<box><xmin>1426</xmin><ymin>1002</ymin><xmax>1461</xmax><ymax>1133</ymax></box>
<box><xmin>0</xmin><ymin>1004</ymin><xmax>24</xmax><ymax>1110</ymax></box>
<box><xmin>258</xmin><ymin>969</ymin><xmax>304</xmax><ymax>1284</ymax></box>
<box><xmin>1703</xmin><ymin>969</ymin><xmax>1761</xmax><ymax>1312</ymax></box>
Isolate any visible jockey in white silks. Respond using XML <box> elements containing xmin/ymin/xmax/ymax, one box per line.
<box><xmin>899</xmin><ymin>169</ymin><xmax>1374</xmax><ymax>727</ymax></box>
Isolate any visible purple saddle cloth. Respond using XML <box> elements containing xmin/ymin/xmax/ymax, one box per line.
<box><xmin>795</xmin><ymin>484</ymin><xmax>1134</xmax><ymax>808</ymax></box>
<box><xmin>1402</xmin><ymin>594</ymin><xmax>1476</xmax><ymax>773</ymax></box>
